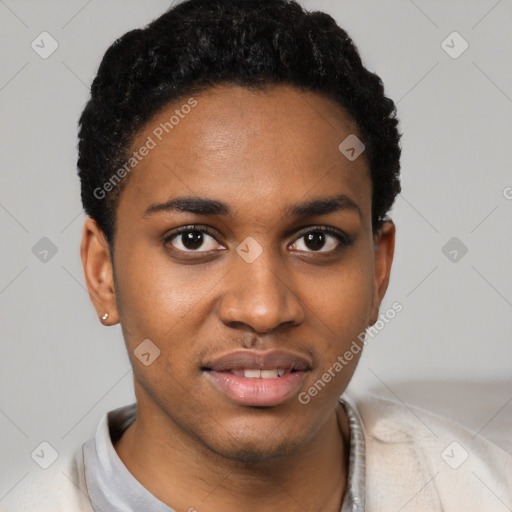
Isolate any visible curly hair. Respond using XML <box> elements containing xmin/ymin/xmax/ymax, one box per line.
<box><xmin>77</xmin><ymin>0</ymin><xmax>401</xmax><ymax>247</ymax></box>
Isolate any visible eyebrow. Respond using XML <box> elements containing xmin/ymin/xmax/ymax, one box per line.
<box><xmin>143</xmin><ymin>194</ymin><xmax>361</xmax><ymax>219</ymax></box>
<box><xmin>285</xmin><ymin>194</ymin><xmax>361</xmax><ymax>219</ymax></box>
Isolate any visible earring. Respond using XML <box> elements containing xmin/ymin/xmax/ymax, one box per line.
<box><xmin>101</xmin><ymin>313</ymin><xmax>109</xmax><ymax>321</ymax></box>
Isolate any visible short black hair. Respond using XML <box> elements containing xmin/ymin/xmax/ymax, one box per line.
<box><xmin>77</xmin><ymin>0</ymin><xmax>401</xmax><ymax>247</ymax></box>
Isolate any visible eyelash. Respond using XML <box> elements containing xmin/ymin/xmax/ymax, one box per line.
<box><xmin>163</xmin><ymin>224</ymin><xmax>353</xmax><ymax>253</ymax></box>
<box><xmin>166</xmin><ymin>224</ymin><xmax>218</xmax><ymax>241</ymax></box>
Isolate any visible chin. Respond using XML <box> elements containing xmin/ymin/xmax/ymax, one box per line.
<box><xmin>210</xmin><ymin>439</ymin><xmax>299</xmax><ymax>464</ymax></box>
<box><xmin>201</xmin><ymin>423</ymin><xmax>307</xmax><ymax>464</ymax></box>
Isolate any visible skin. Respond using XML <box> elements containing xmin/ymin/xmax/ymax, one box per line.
<box><xmin>81</xmin><ymin>84</ymin><xmax>395</xmax><ymax>512</ymax></box>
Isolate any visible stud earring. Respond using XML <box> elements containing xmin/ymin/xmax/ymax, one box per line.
<box><xmin>101</xmin><ymin>313</ymin><xmax>109</xmax><ymax>321</ymax></box>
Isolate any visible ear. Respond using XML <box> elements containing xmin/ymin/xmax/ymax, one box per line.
<box><xmin>80</xmin><ymin>217</ymin><xmax>119</xmax><ymax>325</ymax></box>
<box><xmin>369</xmin><ymin>221</ymin><xmax>395</xmax><ymax>325</ymax></box>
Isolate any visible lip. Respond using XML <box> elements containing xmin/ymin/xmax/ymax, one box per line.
<box><xmin>203</xmin><ymin>349</ymin><xmax>311</xmax><ymax>372</ymax></box>
<box><xmin>202</xmin><ymin>349</ymin><xmax>311</xmax><ymax>407</ymax></box>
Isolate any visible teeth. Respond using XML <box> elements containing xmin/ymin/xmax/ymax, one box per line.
<box><xmin>232</xmin><ymin>369</ymin><xmax>287</xmax><ymax>378</ymax></box>
<box><xmin>244</xmin><ymin>369</ymin><xmax>261</xmax><ymax>378</ymax></box>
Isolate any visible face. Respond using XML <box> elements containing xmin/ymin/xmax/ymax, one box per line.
<box><xmin>82</xmin><ymin>84</ymin><xmax>394</xmax><ymax>463</ymax></box>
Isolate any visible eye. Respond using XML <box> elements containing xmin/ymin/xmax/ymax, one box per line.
<box><xmin>289</xmin><ymin>226</ymin><xmax>353</xmax><ymax>253</ymax></box>
<box><xmin>164</xmin><ymin>225</ymin><xmax>224</xmax><ymax>252</ymax></box>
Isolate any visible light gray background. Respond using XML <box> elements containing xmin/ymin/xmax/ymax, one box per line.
<box><xmin>1</xmin><ymin>0</ymin><xmax>511</xmax><ymax>497</ymax></box>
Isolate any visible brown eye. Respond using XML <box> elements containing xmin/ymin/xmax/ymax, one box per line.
<box><xmin>178</xmin><ymin>231</ymin><xmax>206</xmax><ymax>250</ymax></box>
<box><xmin>165</xmin><ymin>226</ymin><xmax>223</xmax><ymax>252</ymax></box>
<box><xmin>290</xmin><ymin>227</ymin><xmax>353</xmax><ymax>253</ymax></box>
<box><xmin>304</xmin><ymin>231</ymin><xmax>328</xmax><ymax>251</ymax></box>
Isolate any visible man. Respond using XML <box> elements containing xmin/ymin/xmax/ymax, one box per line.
<box><xmin>4</xmin><ymin>0</ymin><xmax>510</xmax><ymax>510</ymax></box>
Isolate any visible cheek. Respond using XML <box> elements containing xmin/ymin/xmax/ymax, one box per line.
<box><xmin>115</xmin><ymin>245</ymin><xmax>222</xmax><ymax>334</ymax></box>
<box><xmin>304</xmin><ymin>248</ymin><xmax>375</xmax><ymax>394</ymax></box>
<box><xmin>114</xmin><ymin>246</ymin><xmax>230</xmax><ymax>396</ymax></box>
<box><xmin>113</xmin><ymin>246</ymin><xmax>211</xmax><ymax>401</ymax></box>
<box><xmin>312</xmin><ymin>249</ymin><xmax>375</xmax><ymax>334</ymax></box>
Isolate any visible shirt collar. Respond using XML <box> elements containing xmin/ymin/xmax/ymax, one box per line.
<box><xmin>339</xmin><ymin>395</ymin><xmax>366</xmax><ymax>512</ymax></box>
<box><xmin>83</xmin><ymin>403</ymin><xmax>172</xmax><ymax>512</ymax></box>
<box><xmin>83</xmin><ymin>396</ymin><xmax>365</xmax><ymax>512</ymax></box>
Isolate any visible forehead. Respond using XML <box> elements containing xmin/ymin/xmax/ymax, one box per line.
<box><xmin>117</xmin><ymin>84</ymin><xmax>371</xmax><ymax>223</ymax></box>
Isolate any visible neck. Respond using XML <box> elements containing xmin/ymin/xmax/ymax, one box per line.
<box><xmin>114</xmin><ymin>402</ymin><xmax>350</xmax><ymax>512</ymax></box>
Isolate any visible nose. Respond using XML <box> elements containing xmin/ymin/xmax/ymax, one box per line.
<box><xmin>218</xmin><ymin>246</ymin><xmax>305</xmax><ymax>334</ymax></box>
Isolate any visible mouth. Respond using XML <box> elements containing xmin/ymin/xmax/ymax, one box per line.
<box><xmin>202</xmin><ymin>350</ymin><xmax>311</xmax><ymax>407</ymax></box>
